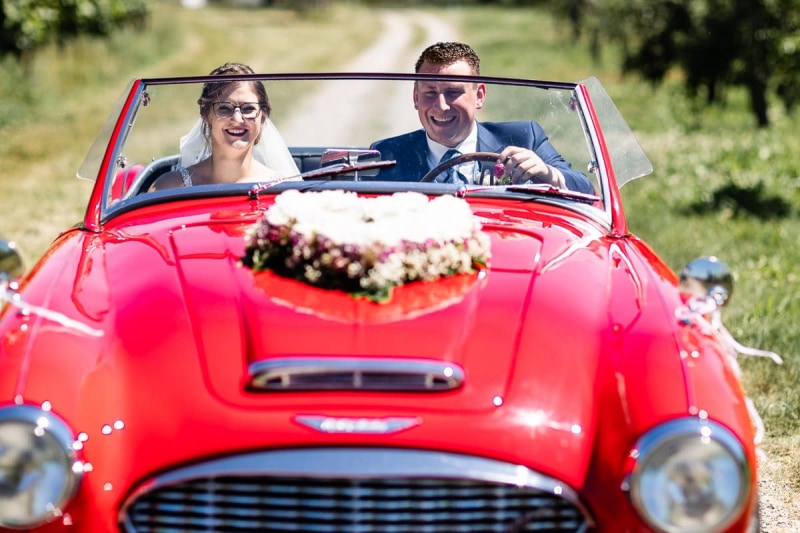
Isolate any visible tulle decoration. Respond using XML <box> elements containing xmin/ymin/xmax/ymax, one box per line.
<box><xmin>179</xmin><ymin>117</ymin><xmax>300</xmax><ymax>178</ymax></box>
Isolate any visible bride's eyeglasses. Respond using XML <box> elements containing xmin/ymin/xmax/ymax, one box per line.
<box><xmin>212</xmin><ymin>102</ymin><xmax>262</xmax><ymax>119</ymax></box>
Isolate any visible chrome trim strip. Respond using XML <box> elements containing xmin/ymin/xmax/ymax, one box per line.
<box><xmin>247</xmin><ymin>357</ymin><xmax>464</xmax><ymax>391</ymax></box>
<box><xmin>294</xmin><ymin>415</ymin><xmax>421</xmax><ymax>434</ymax></box>
<box><xmin>120</xmin><ymin>447</ymin><xmax>593</xmax><ymax>530</ymax></box>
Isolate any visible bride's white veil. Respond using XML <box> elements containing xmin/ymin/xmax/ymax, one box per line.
<box><xmin>179</xmin><ymin>117</ymin><xmax>300</xmax><ymax>178</ymax></box>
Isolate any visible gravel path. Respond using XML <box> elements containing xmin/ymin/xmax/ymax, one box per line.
<box><xmin>279</xmin><ymin>9</ymin><xmax>457</xmax><ymax>145</ymax></box>
<box><xmin>277</xmin><ymin>9</ymin><xmax>797</xmax><ymax>532</ymax></box>
<box><xmin>758</xmin><ymin>455</ymin><xmax>800</xmax><ymax>532</ymax></box>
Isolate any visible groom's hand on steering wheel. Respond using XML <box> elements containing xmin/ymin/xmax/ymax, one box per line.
<box><xmin>498</xmin><ymin>146</ymin><xmax>565</xmax><ymax>188</ymax></box>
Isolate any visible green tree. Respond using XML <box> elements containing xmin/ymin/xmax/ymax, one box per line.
<box><xmin>577</xmin><ymin>0</ymin><xmax>800</xmax><ymax>127</ymax></box>
<box><xmin>1</xmin><ymin>0</ymin><xmax>148</xmax><ymax>60</ymax></box>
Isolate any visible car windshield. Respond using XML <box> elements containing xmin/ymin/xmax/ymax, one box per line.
<box><xmin>78</xmin><ymin>74</ymin><xmax>651</xmax><ymax>225</ymax></box>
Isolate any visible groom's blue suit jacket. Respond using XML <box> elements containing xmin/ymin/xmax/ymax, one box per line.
<box><xmin>370</xmin><ymin>121</ymin><xmax>595</xmax><ymax>194</ymax></box>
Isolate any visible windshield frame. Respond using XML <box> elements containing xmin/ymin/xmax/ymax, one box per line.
<box><xmin>80</xmin><ymin>73</ymin><xmax>651</xmax><ymax>233</ymax></box>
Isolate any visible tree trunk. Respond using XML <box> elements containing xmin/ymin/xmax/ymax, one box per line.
<box><xmin>747</xmin><ymin>76</ymin><xmax>769</xmax><ymax>128</ymax></box>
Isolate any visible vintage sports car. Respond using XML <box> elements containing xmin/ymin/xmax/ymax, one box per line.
<box><xmin>0</xmin><ymin>72</ymin><xmax>783</xmax><ymax>532</ymax></box>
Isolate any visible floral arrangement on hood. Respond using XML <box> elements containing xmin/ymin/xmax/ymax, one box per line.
<box><xmin>242</xmin><ymin>190</ymin><xmax>491</xmax><ymax>302</ymax></box>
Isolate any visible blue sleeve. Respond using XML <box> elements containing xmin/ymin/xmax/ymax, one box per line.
<box><xmin>527</xmin><ymin>122</ymin><xmax>595</xmax><ymax>194</ymax></box>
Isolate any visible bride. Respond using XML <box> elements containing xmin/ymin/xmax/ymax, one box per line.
<box><xmin>150</xmin><ymin>62</ymin><xmax>298</xmax><ymax>190</ymax></box>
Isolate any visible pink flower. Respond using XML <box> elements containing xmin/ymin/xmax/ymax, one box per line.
<box><xmin>494</xmin><ymin>163</ymin><xmax>505</xmax><ymax>178</ymax></box>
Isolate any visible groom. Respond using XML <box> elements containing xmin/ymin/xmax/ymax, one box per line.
<box><xmin>370</xmin><ymin>42</ymin><xmax>594</xmax><ymax>194</ymax></box>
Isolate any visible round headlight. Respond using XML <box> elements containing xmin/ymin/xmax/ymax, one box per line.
<box><xmin>627</xmin><ymin>419</ymin><xmax>750</xmax><ymax>533</ymax></box>
<box><xmin>0</xmin><ymin>405</ymin><xmax>81</xmax><ymax>529</ymax></box>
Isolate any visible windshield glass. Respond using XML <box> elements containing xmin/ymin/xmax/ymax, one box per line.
<box><xmin>580</xmin><ymin>77</ymin><xmax>653</xmax><ymax>188</ymax></box>
<box><xmin>77</xmin><ymin>79</ymin><xmax>136</xmax><ymax>181</ymax></box>
<box><xmin>91</xmin><ymin>74</ymin><xmax>650</xmax><ymax>224</ymax></box>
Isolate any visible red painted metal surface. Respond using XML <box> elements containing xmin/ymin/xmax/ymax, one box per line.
<box><xmin>0</xmin><ymin>191</ymin><xmax>759</xmax><ymax>531</ymax></box>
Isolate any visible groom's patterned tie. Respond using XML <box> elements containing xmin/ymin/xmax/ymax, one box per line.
<box><xmin>438</xmin><ymin>149</ymin><xmax>466</xmax><ymax>183</ymax></box>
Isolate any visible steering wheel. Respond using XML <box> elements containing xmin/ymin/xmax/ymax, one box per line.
<box><xmin>420</xmin><ymin>151</ymin><xmax>504</xmax><ymax>184</ymax></box>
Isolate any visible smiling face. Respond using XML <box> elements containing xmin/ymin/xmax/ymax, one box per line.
<box><xmin>205</xmin><ymin>82</ymin><xmax>266</xmax><ymax>156</ymax></box>
<box><xmin>413</xmin><ymin>60</ymin><xmax>486</xmax><ymax>147</ymax></box>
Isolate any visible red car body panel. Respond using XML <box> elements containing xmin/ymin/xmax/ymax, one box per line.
<box><xmin>0</xmin><ymin>194</ymin><xmax>756</xmax><ymax>532</ymax></box>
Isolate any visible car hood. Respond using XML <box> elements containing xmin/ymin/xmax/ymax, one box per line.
<box><xmin>10</xmin><ymin>203</ymin><xmax>689</xmax><ymax>498</ymax></box>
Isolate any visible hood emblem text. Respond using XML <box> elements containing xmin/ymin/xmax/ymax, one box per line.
<box><xmin>295</xmin><ymin>416</ymin><xmax>420</xmax><ymax>435</ymax></box>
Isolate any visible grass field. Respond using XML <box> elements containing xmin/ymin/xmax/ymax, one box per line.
<box><xmin>460</xmin><ymin>4</ymin><xmax>800</xmax><ymax>498</ymax></box>
<box><xmin>1</xmin><ymin>0</ymin><xmax>797</xmax><ymax>504</ymax></box>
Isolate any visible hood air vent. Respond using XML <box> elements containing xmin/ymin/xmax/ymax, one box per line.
<box><xmin>247</xmin><ymin>357</ymin><xmax>464</xmax><ymax>392</ymax></box>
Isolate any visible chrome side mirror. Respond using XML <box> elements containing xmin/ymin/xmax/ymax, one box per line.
<box><xmin>678</xmin><ymin>256</ymin><xmax>781</xmax><ymax>453</ymax></box>
<box><xmin>0</xmin><ymin>240</ymin><xmax>23</xmax><ymax>280</ymax></box>
<box><xmin>679</xmin><ymin>256</ymin><xmax>733</xmax><ymax>307</ymax></box>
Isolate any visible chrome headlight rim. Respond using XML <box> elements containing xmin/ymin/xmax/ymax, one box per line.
<box><xmin>626</xmin><ymin>418</ymin><xmax>751</xmax><ymax>533</ymax></box>
<box><xmin>0</xmin><ymin>404</ymin><xmax>82</xmax><ymax>529</ymax></box>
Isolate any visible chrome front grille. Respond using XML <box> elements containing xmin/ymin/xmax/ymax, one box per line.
<box><xmin>121</xmin><ymin>448</ymin><xmax>591</xmax><ymax>532</ymax></box>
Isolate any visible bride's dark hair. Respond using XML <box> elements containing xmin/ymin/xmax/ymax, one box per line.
<box><xmin>197</xmin><ymin>62</ymin><xmax>271</xmax><ymax>119</ymax></box>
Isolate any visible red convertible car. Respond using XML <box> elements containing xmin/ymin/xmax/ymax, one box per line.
<box><xmin>0</xmin><ymin>72</ymin><xmax>781</xmax><ymax>532</ymax></box>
